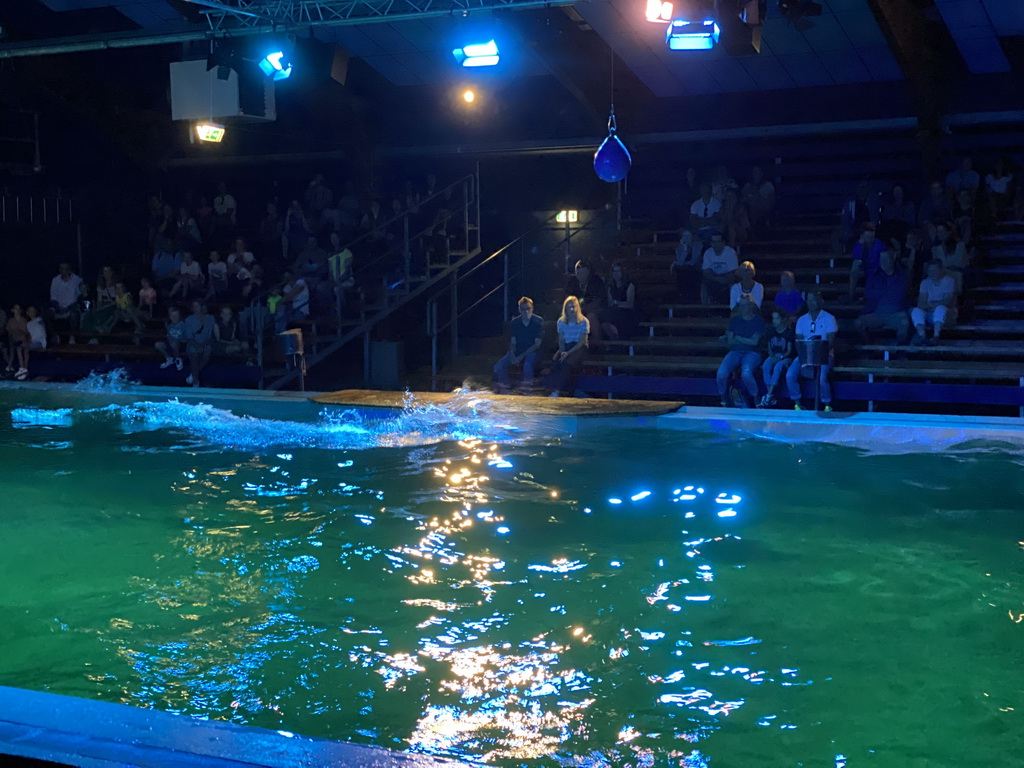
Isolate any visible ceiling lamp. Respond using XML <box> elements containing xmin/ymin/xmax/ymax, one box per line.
<box><xmin>452</xmin><ymin>40</ymin><xmax>500</xmax><ymax>68</ymax></box>
<box><xmin>645</xmin><ymin>0</ymin><xmax>673</xmax><ymax>22</ymax></box>
<box><xmin>195</xmin><ymin>122</ymin><xmax>226</xmax><ymax>143</ymax></box>
<box><xmin>666</xmin><ymin>19</ymin><xmax>720</xmax><ymax>50</ymax></box>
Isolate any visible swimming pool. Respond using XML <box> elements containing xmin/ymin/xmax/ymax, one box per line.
<box><xmin>1</xmin><ymin>382</ymin><xmax>1021</xmax><ymax>767</ymax></box>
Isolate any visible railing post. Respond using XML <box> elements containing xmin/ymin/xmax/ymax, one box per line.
<box><xmin>364</xmin><ymin>330</ymin><xmax>371</xmax><ymax>385</ymax></box>
<box><xmin>402</xmin><ymin>213</ymin><xmax>410</xmax><ymax>287</ymax></box>
<box><xmin>503</xmin><ymin>249</ymin><xmax>509</xmax><ymax>325</ymax></box>
<box><xmin>450</xmin><ymin>270</ymin><xmax>458</xmax><ymax>360</ymax></box>
<box><xmin>429</xmin><ymin>300</ymin><xmax>438</xmax><ymax>390</ymax></box>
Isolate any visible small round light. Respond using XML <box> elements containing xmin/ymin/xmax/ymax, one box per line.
<box><xmin>462</xmin><ymin>89</ymin><xmax>475</xmax><ymax>103</ymax></box>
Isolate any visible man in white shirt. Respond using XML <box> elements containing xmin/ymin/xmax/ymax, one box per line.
<box><xmin>213</xmin><ymin>181</ymin><xmax>237</xmax><ymax>224</ymax></box>
<box><xmin>910</xmin><ymin>259</ymin><xmax>956</xmax><ymax>344</ymax></box>
<box><xmin>49</xmin><ymin>262</ymin><xmax>83</xmax><ymax>339</ymax></box>
<box><xmin>275</xmin><ymin>271</ymin><xmax>310</xmax><ymax>333</ymax></box>
<box><xmin>689</xmin><ymin>182</ymin><xmax>723</xmax><ymax>241</ymax></box>
<box><xmin>701</xmin><ymin>233</ymin><xmax>738</xmax><ymax>305</ymax></box>
<box><xmin>786</xmin><ymin>291</ymin><xmax>839</xmax><ymax>411</ymax></box>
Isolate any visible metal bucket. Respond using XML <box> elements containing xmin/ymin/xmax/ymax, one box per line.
<box><xmin>796</xmin><ymin>338</ymin><xmax>830</xmax><ymax>367</ymax></box>
<box><xmin>277</xmin><ymin>329</ymin><xmax>304</xmax><ymax>356</ymax></box>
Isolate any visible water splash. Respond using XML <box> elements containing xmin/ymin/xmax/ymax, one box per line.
<box><xmin>12</xmin><ymin>388</ymin><xmax>536</xmax><ymax>451</ymax></box>
<box><xmin>72</xmin><ymin>368</ymin><xmax>139</xmax><ymax>393</ymax></box>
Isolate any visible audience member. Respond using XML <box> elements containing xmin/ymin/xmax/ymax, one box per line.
<box><xmin>213</xmin><ymin>181</ymin><xmax>237</xmax><ymax>226</ymax></box>
<box><xmin>917</xmin><ymin>180</ymin><xmax>952</xmax><ymax>245</ymax></box>
<box><xmin>931</xmin><ymin>222</ymin><xmax>969</xmax><ymax>294</ymax></box>
<box><xmin>169</xmin><ymin>251</ymin><xmax>204</xmax><ymax>300</ymax></box>
<box><xmin>945</xmin><ymin>156</ymin><xmax>979</xmax><ymax>197</ymax></box>
<box><xmin>681</xmin><ymin>167</ymin><xmax>701</xmax><ymax>214</ymax></box>
<box><xmin>96</xmin><ymin>265</ymin><xmax>118</xmax><ymax>306</ymax></box>
<box><xmin>729</xmin><ymin>261</ymin><xmax>764</xmax><ymax>309</ymax></box>
<box><xmin>878</xmin><ymin>183</ymin><xmax>915</xmax><ymax>244</ymax></box>
<box><xmin>228</xmin><ymin>238</ymin><xmax>256</xmax><ymax>268</ymax></box>
<box><xmin>689</xmin><ymin>182</ymin><xmax>723</xmax><ymax>252</ymax></box>
<box><xmin>984</xmin><ymin>157</ymin><xmax>1014</xmax><ymax>220</ymax></box>
<box><xmin>952</xmin><ymin>187</ymin><xmax>975</xmax><ymax>247</ymax></box>
<box><xmin>285</xmin><ymin>199</ymin><xmax>312</xmax><ymax>259</ymax></box>
<box><xmin>911</xmin><ymin>259</ymin><xmax>956</xmax><ymax>345</ymax></box>
<box><xmin>759</xmin><ymin>307</ymin><xmax>794</xmax><ymax>408</ymax></box>
<box><xmin>26</xmin><ymin>306</ymin><xmax>46</xmax><ymax>350</ymax></box>
<box><xmin>138</xmin><ymin>277</ymin><xmax>157</xmax><ymax>320</ymax></box>
<box><xmin>839</xmin><ymin>180</ymin><xmax>879</xmax><ymax>250</ymax></box>
<box><xmin>6</xmin><ymin>305</ymin><xmax>29</xmax><ymax>379</ymax></box>
<box><xmin>848</xmin><ymin>223</ymin><xmax>882</xmax><ymax>298</ymax></box>
<box><xmin>565</xmin><ymin>260</ymin><xmax>606</xmax><ymax>346</ymax></box>
<box><xmin>773</xmin><ymin>271</ymin><xmax>804</xmax><ymax>317</ymax></box>
<box><xmin>544</xmin><ymin>295</ymin><xmax>589</xmax><ymax>397</ymax></box>
<box><xmin>741</xmin><ymin>166</ymin><xmax>776</xmax><ymax>227</ymax></box>
<box><xmin>151</xmin><ymin>240</ymin><xmax>182</xmax><ymax>292</ymax></box>
<box><xmin>214</xmin><ymin>306</ymin><xmax>249</xmax><ymax>357</ymax></box>
<box><xmin>493</xmin><ymin>296</ymin><xmax>545</xmax><ymax>393</ymax></box>
<box><xmin>259</xmin><ymin>202</ymin><xmax>285</xmax><ymax>263</ymax></box>
<box><xmin>174</xmin><ymin>206</ymin><xmax>201</xmax><ymax>252</ymax></box>
<box><xmin>854</xmin><ymin>248</ymin><xmax>911</xmax><ymax>345</ymax></box>
<box><xmin>602</xmin><ymin>262</ymin><xmax>640</xmax><ymax>340</ymax></box>
<box><xmin>701</xmin><ymin>232</ymin><xmax>738</xmax><ymax>305</ymax></box>
<box><xmin>156</xmin><ymin>306</ymin><xmax>185</xmax><ymax>370</ymax></box>
<box><xmin>113</xmin><ymin>281</ymin><xmax>145</xmax><ymax>335</ymax></box>
<box><xmin>276</xmin><ymin>271</ymin><xmax>311</xmax><ymax>332</ymax></box>
<box><xmin>716</xmin><ymin>293</ymin><xmax>764</xmax><ymax>407</ymax></box>
<box><xmin>670</xmin><ymin>230</ymin><xmax>700</xmax><ymax>304</ymax></box>
<box><xmin>49</xmin><ymin>262</ymin><xmax>83</xmax><ymax>338</ymax></box>
<box><xmin>206</xmin><ymin>250</ymin><xmax>229</xmax><ymax>300</ymax></box>
<box><xmin>786</xmin><ymin>292</ymin><xmax>837</xmax><ymax>411</ymax></box>
<box><xmin>184</xmin><ymin>300</ymin><xmax>215</xmax><ymax>387</ymax></box>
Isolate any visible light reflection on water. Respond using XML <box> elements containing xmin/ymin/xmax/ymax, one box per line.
<box><xmin>1</xmin><ymin>394</ymin><xmax>1022</xmax><ymax>767</ymax></box>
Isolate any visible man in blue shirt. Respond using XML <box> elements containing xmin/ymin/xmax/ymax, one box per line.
<box><xmin>716</xmin><ymin>293</ymin><xmax>765</xmax><ymax>407</ymax></box>
<box><xmin>854</xmin><ymin>248</ymin><xmax>911</xmax><ymax>345</ymax></box>
<box><xmin>151</xmin><ymin>237</ymin><xmax>182</xmax><ymax>291</ymax></box>
<box><xmin>494</xmin><ymin>296</ymin><xmax>545</xmax><ymax>392</ymax></box>
<box><xmin>848</xmin><ymin>223</ymin><xmax>884</xmax><ymax>299</ymax></box>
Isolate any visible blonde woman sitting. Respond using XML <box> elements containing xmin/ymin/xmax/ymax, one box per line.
<box><xmin>544</xmin><ymin>295</ymin><xmax>590</xmax><ymax>397</ymax></box>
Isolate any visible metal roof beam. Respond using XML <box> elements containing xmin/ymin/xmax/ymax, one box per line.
<box><xmin>0</xmin><ymin>0</ymin><xmax>583</xmax><ymax>58</ymax></box>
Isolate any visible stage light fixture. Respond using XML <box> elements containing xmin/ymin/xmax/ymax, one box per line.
<box><xmin>453</xmin><ymin>40</ymin><xmax>500</xmax><ymax>67</ymax></box>
<box><xmin>195</xmin><ymin>122</ymin><xmax>226</xmax><ymax>143</ymax></box>
<box><xmin>556</xmin><ymin>210</ymin><xmax>579</xmax><ymax>223</ymax></box>
<box><xmin>462</xmin><ymin>89</ymin><xmax>476</xmax><ymax>103</ymax></box>
<box><xmin>666</xmin><ymin>19</ymin><xmax>720</xmax><ymax>50</ymax></box>
<box><xmin>258</xmin><ymin>50</ymin><xmax>293</xmax><ymax>80</ymax></box>
<box><xmin>645</xmin><ymin>0</ymin><xmax>673</xmax><ymax>23</ymax></box>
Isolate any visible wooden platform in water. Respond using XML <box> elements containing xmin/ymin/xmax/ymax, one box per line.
<box><xmin>311</xmin><ymin>389</ymin><xmax>684</xmax><ymax>417</ymax></box>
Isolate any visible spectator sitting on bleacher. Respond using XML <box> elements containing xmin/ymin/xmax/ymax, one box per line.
<box><xmin>848</xmin><ymin>223</ymin><xmax>882</xmax><ymax>299</ymax></box>
<box><xmin>689</xmin><ymin>183</ymin><xmax>723</xmax><ymax>254</ymax></box>
<box><xmin>952</xmin><ymin>188</ymin><xmax>975</xmax><ymax>248</ymax></box>
<box><xmin>169</xmin><ymin>251</ymin><xmax>204</xmax><ymax>301</ymax></box>
<box><xmin>96</xmin><ymin>265</ymin><xmax>118</xmax><ymax>306</ymax></box>
<box><xmin>773</xmin><ymin>271</ymin><xmax>804</xmax><ymax>318</ymax></box>
<box><xmin>493</xmin><ymin>296</ymin><xmax>545</xmax><ymax>393</ymax></box>
<box><xmin>759</xmin><ymin>307</ymin><xmax>795</xmax><ymax>408</ymax></box>
<box><xmin>839</xmin><ymin>180</ymin><xmax>879</xmax><ymax>252</ymax></box>
<box><xmin>49</xmin><ymin>262</ymin><xmax>83</xmax><ymax>342</ymax></box>
<box><xmin>741</xmin><ymin>166</ymin><xmax>775</xmax><ymax>228</ymax></box>
<box><xmin>151</xmin><ymin>239</ymin><xmax>181</xmax><ymax>293</ymax></box>
<box><xmin>242</xmin><ymin>263</ymin><xmax>265</xmax><ymax>301</ymax></box>
<box><xmin>917</xmin><ymin>180</ymin><xmax>953</xmax><ymax>246</ymax></box>
<box><xmin>260</xmin><ymin>202</ymin><xmax>285</xmax><ymax>264</ymax></box>
<box><xmin>174</xmin><ymin>206</ymin><xmax>201</xmax><ymax>252</ymax></box>
<box><xmin>26</xmin><ymin>306</ymin><xmax>46</xmax><ymax>351</ymax></box>
<box><xmin>946</xmin><ymin>156</ymin><xmax>979</xmax><ymax>198</ymax></box>
<box><xmin>854</xmin><ymin>248</ymin><xmax>911</xmax><ymax>346</ymax></box>
<box><xmin>206</xmin><ymin>250</ymin><xmax>229</xmax><ymax>300</ymax></box>
<box><xmin>214</xmin><ymin>306</ymin><xmax>249</xmax><ymax>357</ymax></box>
<box><xmin>138</xmin><ymin>277</ymin><xmax>157</xmax><ymax>320</ymax></box>
<box><xmin>156</xmin><ymin>306</ymin><xmax>185</xmax><ymax>370</ymax></box>
<box><xmin>984</xmin><ymin>157</ymin><xmax>1014</xmax><ymax>221</ymax></box>
<box><xmin>701</xmin><ymin>232</ymin><xmax>738</xmax><ymax>306</ymax></box>
<box><xmin>602</xmin><ymin>262</ymin><xmax>641</xmax><ymax>340</ymax></box>
<box><xmin>911</xmin><ymin>259</ymin><xmax>956</xmax><ymax>346</ymax></box>
<box><xmin>716</xmin><ymin>293</ymin><xmax>764</xmax><ymax>408</ymax></box>
<box><xmin>878</xmin><ymin>183</ymin><xmax>915</xmax><ymax>244</ymax></box>
<box><xmin>286</xmin><ymin>199</ymin><xmax>313</xmax><ymax>260</ymax></box>
<box><xmin>565</xmin><ymin>260</ymin><xmax>606</xmax><ymax>347</ymax></box>
<box><xmin>293</xmin><ymin>236</ymin><xmax>329</xmax><ymax>294</ymax></box>
<box><xmin>228</xmin><ymin>238</ymin><xmax>256</xmax><ymax>269</ymax></box>
<box><xmin>729</xmin><ymin>261</ymin><xmax>764</xmax><ymax>309</ymax></box>
<box><xmin>213</xmin><ymin>181</ymin><xmax>237</xmax><ymax>227</ymax></box>
<box><xmin>931</xmin><ymin>222</ymin><xmax>969</xmax><ymax>294</ymax></box>
<box><xmin>720</xmin><ymin>184</ymin><xmax>749</xmax><ymax>251</ymax></box>
<box><xmin>544</xmin><ymin>295</ymin><xmax>589</xmax><ymax>398</ymax></box>
<box><xmin>184</xmin><ymin>300</ymin><xmax>215</xmax><ymax>387</ymax></box>
<box><xmin>276</xmin><ymin>271</ymin><xmax>311</xmax><ymax>333</ymax></box>
<box><xmin>7</xmin><ymin>305</ymin><xmax>29</xmax><ymax>380</ymax></box>
<box><xmin>113</xmin><ymin>281</ymin><xmax>146</xmax><ymax>336</ymax></box>
<box><xmin>670</xmin><ymin>230</ymin><xmax>700</xmax><ymax>304</ymax></box>
<box><xmin>786</xmin><ymin>291</ymin><xmax>837</xmax><ymax>411</ymax></box>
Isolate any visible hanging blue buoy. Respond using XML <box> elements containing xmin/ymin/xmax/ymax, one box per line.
<box><xmin>594</xmin><ymin>107</ymin><xmax>631</xmax><ymax>183</ymax></box>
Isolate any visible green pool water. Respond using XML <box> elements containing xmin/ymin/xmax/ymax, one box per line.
<box><xmin>0</xmin><ymin>389</ymin><xmax>1021</xmax><ymax>767</ymax></box>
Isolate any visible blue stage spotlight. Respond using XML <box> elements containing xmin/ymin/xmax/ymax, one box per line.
<box><xmin>452</xmin><ymin>40</ymin><xmax>500</xmax><ymax>67</ymax></box>
<box><xmin>258</xmin><ymin>50</ymin><xmax>293</xmax><ymax>80</ymax></box>
<box><xmin>666</xmin><ymin>19</ymin><xmax>720</xmax><ymax>50</ymax></box>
